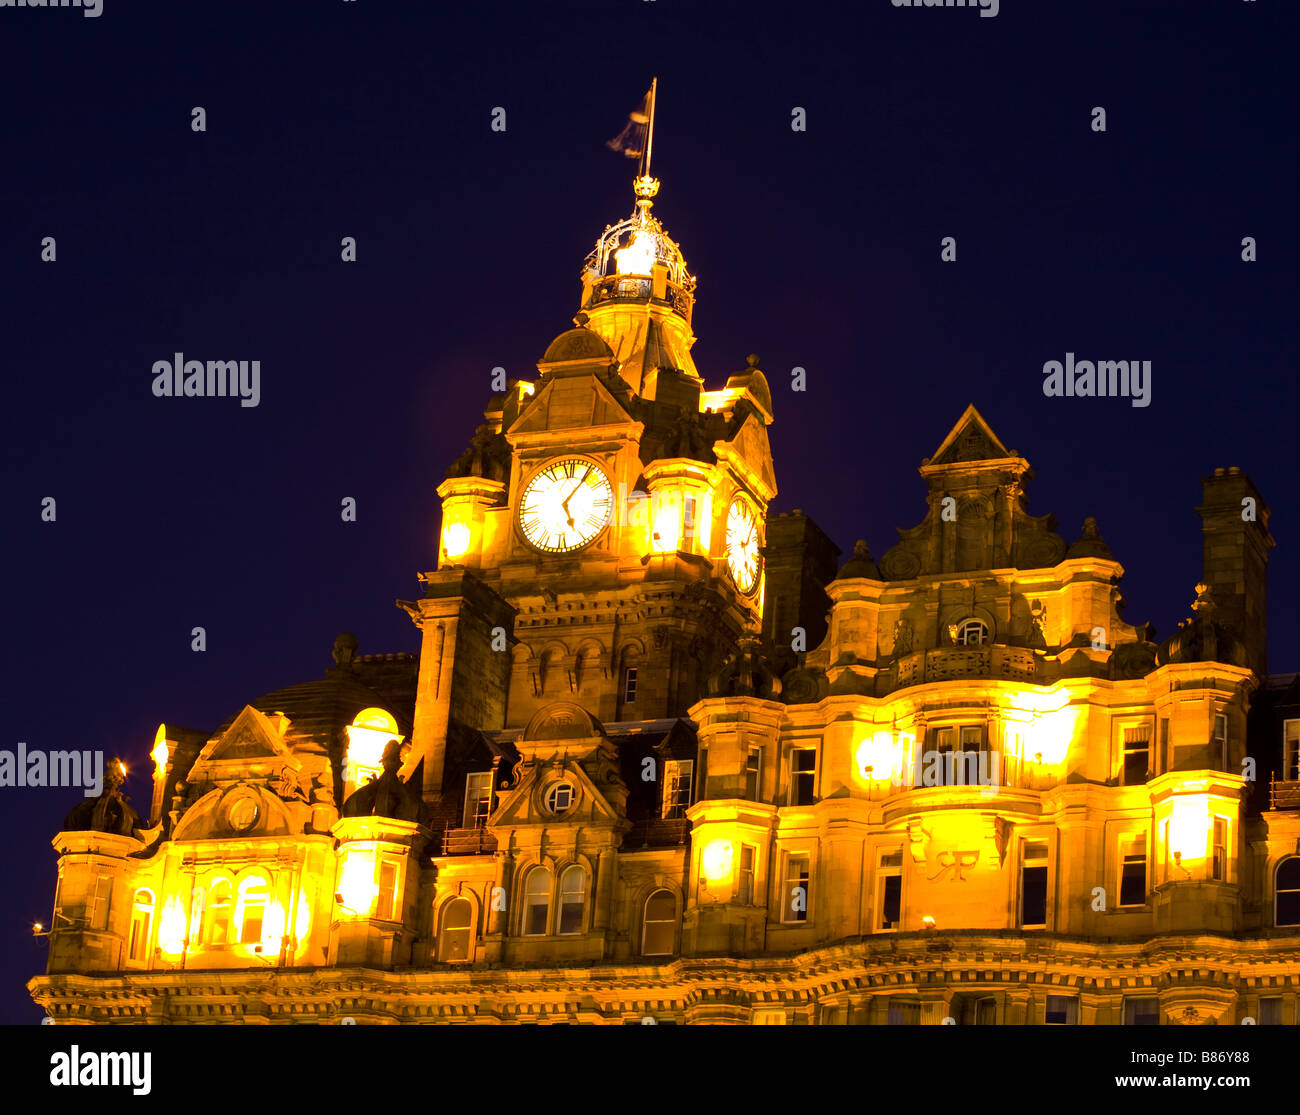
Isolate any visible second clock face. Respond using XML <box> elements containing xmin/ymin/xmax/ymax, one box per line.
<box><xmin>726</xmin><ymin>497</ymin><xmax>761</xmax><ymax>595</ymax></box>
<box><xmin>518</xmin><ymin>457</ymin><xmax>614</xmax><ymax>553</ymax></box>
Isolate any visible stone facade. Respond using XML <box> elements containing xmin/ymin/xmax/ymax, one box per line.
<box><xmin>28</xmin><ymin>173</ymin><xmax>1300</xmax><ymax>1027</ymax></box>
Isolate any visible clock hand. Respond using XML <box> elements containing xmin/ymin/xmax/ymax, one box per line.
<box><xmin>560</xmin><ymin>467</ymin><xmax>592</xmax><ymax>525</ymax></box>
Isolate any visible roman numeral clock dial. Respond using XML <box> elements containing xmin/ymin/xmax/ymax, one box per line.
<box><xmin>517</xmin><ymin>457</ymin><xmax>614</xmax><ymax>553</ymax></box>
<box><xmin>726</xmin><ymin>496</ymin><xmax>761</xmax><ymax>595</ymax></box>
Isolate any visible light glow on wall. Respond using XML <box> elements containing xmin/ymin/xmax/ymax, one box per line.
<box><xmin>855</xmin><ymin>731</ymin><xmax>898</xmax><ymax>783</ymax></box>
<box><xmin>337</xmin><ymin>850</ymin><xmax>379</xmax><ymax>916</ymax></box>
<box><xmin>701</xmin><ymin>839</ymin><xmax>733</xmax><ymax>882</ymax></box>
<box><xmin>1167</xmin><ymin>794</ymin><xmax>1211</xmax><ymax>868</ymax></box>
<box><xmin>441</xmin><ymin>520</ymin><xmax>472</xmax><ymax>559</ymax></box>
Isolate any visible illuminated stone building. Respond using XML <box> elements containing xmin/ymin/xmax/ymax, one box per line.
<box><xmin>29</xmin><ymin>163</ymin><xmax>1300</xmax><ymax>1027</ymax></box>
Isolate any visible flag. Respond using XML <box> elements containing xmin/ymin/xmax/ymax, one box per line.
<box><xmin>606</xmin><ymin>87</ymin><xmax>652</xmax><ymax>159</ymax></box>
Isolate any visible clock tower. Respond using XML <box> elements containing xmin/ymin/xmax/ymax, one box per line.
<box><xmin>407</xmin><ymin>159</ymin><xmax>778</xmax><ymax>804</ymax></box>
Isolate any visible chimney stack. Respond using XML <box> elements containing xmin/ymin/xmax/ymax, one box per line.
<box><xmin>1197</xmin><ymin>467</ymin><xmax>1274</xmax><ymax>676</ymax></box>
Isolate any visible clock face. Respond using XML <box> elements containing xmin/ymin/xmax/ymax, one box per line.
<box><xmin>726</xmin><ymin>497</ymin><xmax>761</xmax><ymax>595</ymax></box>
<box><xmin>518</xmin><ymin>457</ymin><xmax>614</xmax><ymax>553</ymax></box>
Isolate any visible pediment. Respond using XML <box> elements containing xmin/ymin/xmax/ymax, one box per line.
<box><xmin>508</xmin><ymin>373</ymin><xmax>632</xmax><ymax>436</ymax></box>
<box><xmin>198</xmin><ymin>705</ymin><xmax>294</xmax><ymax>765</ymax></box>
<box><xmin>717</xmin><ymin>412</ymin><xmax>777</xmax><ymax>499</ymax></box>
<box><xmin>491</xmin><ymin>758</ymin><xmax>621</xmax><ymax>828</ymax></box>
<box><xmin>927</xmin><ymin>405</ymin><xmax>1013</xmax><ymax>466</ymax></box>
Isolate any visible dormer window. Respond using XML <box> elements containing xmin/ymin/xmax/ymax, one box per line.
<box><xmin>955</xmin><ymin>619</ymin><xmax>989</xmax><ymax>646</ymax></box>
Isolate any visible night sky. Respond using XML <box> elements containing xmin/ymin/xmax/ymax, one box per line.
<box><xmin>3</xmin><ymin>1</ymin><xmax>1297</xmax><ymax>1022</ymax></box>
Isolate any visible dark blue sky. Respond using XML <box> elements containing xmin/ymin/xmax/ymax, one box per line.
<box><xmin>3</xmin><ymin>0</ymin><xmax>1297</xmax><ymax>1021</ymax></box>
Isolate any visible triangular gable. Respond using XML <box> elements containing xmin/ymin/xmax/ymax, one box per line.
<box><xmin>507</xmin><ymin>372</ymin><xmax>632</xmax><ymax>436</ymax></box>
<box><xmin>197</xmin><ymin>705</ymin><xmax>293</xmax><ymax>764</ymax></box>
<box><xmin>927</xmin><ymin>404</ymin><xmax>1014</xmax><ymax>465</ymax></box>
<box><xmin>490</xmin><ymin>755</ymin><xmax>621</xmax><ymax>828</ymax></box>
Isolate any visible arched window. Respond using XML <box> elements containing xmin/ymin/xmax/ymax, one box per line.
<box><xmin>1276</xmin><ymin>858</ymin><xmax>1300</xmax><ymax>927</ymax></box>
<box><xmin>558</xmin><ymin>865</ymin><xmax>587</xmax><ymax>935</ymax></box>
<box><xmin>955</xmin><ymin>619</ymin><xmax>989</xmax><ymax>647</ymax></box>
<box><xmin>524</xmin><ymin>866</ymin><xmax>551</xmax><ymax>936</ymax></box>
<box><xmin>236</xmin><ymin>876</ymin><xmax>270</xmax><ymax>945</ymax></box>
<box><xmin>128</xmin><ymin>888</ymin><xmax>154</xmax><ymax>962</ymax></box>
<box><xmin>437</xmin><ymin>898</ymin><xmax>473</xmax><ymax>962</ymax></box>
<box><xmin>642</xmin><ymin>889</ymin><xmax>677</xmax><ymax>956</ymax></box>
<box><xmin>207</xmin><ymin>879</ymin><xmax>233</xmax><ymax>945</ymax></box>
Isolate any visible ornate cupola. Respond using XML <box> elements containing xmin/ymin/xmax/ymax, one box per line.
<box><xmin>579</xmin><ymin>81</ymin><xmax>701</xmax><ymax>394</ymax></box>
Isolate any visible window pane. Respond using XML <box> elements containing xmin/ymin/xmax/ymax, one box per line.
<box><xmin>881</xmin><ymin>875</ymin><xmax>901</xmax><ymax>929</ymax></box>
<box><xmin>1021</xmin><ymin>865</ymin><xmax>1047</xmax><ymax>926</ymax></box>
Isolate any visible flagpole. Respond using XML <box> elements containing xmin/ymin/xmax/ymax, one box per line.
<box><xmin>644</xmin><ymin>77</ymin><xmax>657</xmax><ymax>181</ymax></box>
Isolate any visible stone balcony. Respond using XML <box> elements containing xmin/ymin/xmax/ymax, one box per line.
<box><xmin>894</xmin><ymin>644</ymin><xmax>1040</xmax><ymax>689</ymax></box>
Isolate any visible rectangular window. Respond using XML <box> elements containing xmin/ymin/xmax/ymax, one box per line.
<box><xmin>879</xmin><ymin>850</ymin><xmax>902</xmax><ymax>930</ymax></box>
<box><xmin>738</xmin><ymin>845</ymin><xmax>756</xmax><ymax>906</ymax></box>
<box><xmin>1162</xmin><ymin>818</ymin><xmax>1171</xmax><ymax>883</ymax></box>
<box><xmin>1159</xmin><ymin>717</ymin><xmax>1170</xmax><ymax>774</ymax></box>
<box><xmin>927</xmin><ymin>725</ymin><xmax>986</xmax><ymax>786</ymax></box>
<box><xmin>1119</xmin><ymin>835</ymin><xmax>1148</xmax><ymax>907</ymax></box>
<box><xmin>1285</xmin><ymin>720</ymin><xmax>1300</xmax><ymax>782</ymax></box>
<box><xmin>1045</xmin><ymin>995</ymin><xmax>1078</xmax><ymax>1025</ymax></box>
<box><xmin>1212</xmin><ymin>817</ymin><xmax>1227</xmax><ymax>882</ymax></box>
<box><xmin>887</xmin><ymin>999</ymin><xmax>920</xmax><ymax>1025</ymax></box>
<box><xmin>623</xmin><ymin>667</ymin><xmax>637</xmax><ymax>704</ymax></box>
<box><xmin>662</xmin><ymin>759</ymin><xmax>693</xmax><ymax>819</ymax></box>
<box><xmin>89</xmin><ymin>875</ymin><xmax>112</xmax><ymax>931</ymax></box>
<box><xmin>463</xmin><ymin>771</ymin><xmax>494</xmax><ymax>829</ymax></box>
<box><xmin>1122</xmin><ymin>726</ymin><xmax>1151</xmax><ymax>785</ymax></box>
<box><xmin>1124</xmin><ymin>997</ymin><xmax>1160</xmax><ymax>1026</ymax></box>
<box><xmin>957</xmin><ymin>996</ymin><xmax>996</xmax><ymax>1026</ymax></box>
<box><xmin>744</xmin><ymin>747</ymin><xmax>762</xmax><ymax>801</ymax></box>
<box><xmin>790</xmin><ymin>748</ymin><xmax>817</xmax><ymax>806</ymax></box>
<box><xmin>1020</xmin><ymin>841</ymin><xmax>1048</xmax><ymax>927</ymax></box>
<box><xmin>377</xmin><ymin>860</ymin><xmax>399</xmax><ymax>921</ymax></box>
<box><xmin>783</xmin><ymin>855</ymin><xmax>810</xmax><ymax>923</ymax></box>
<box><xmin>1259</xmin><ymin>997</ymin><xmax>1283</xmax><ymax>1026</ymax></box>
<box><xmin>1214</xmin><ymin>714</ymin><xmax>1228</xmax><ymax>768</ymax></box>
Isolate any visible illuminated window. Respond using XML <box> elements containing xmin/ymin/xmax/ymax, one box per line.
<box><xmin>744</xmin><ymin>747</ymin><xmax>762</xmax><ymax>800</ymax></box>
<box><xmin>790</xmin><ymin>747</ymin><xmax>817</xmax><ymax>806</ymax></box>
<box><xmin>1122</xmin><ymin>726</ymin><xmax>1150</xmax><ymax>785</ymax></box>
<box><xmin>641</xmin><ymin>889</ymin><xmax>676</xmax><ymax>956</ymax></box>
<box><xmin>463</xmin><ymin>771</ymin><xmax>493</xmax><ymax>829</ymax></box>
<box><xmin>544</xmin><ymin>781</ymin><xmax>575</xmax><ymax>815</ymax></box>
<box><xmin>188</xmin><ymin>888</ymin><xmax>204</xmax><ymax>943</ymax></box>
<box><xmin>1045</xmin><ymin>995</ymin><xmax>1078</xmax><ymax>1025</ymax></box>
<box><xmin>207</xmin><ymin>879</ymin><xmax>233</xmax><ymax>945</ymax></box>
<box><xmin>879</xmin><ymin>850</ymin><xmax>902</xmax><ymax>930</ymax></box>
<box><xmin>1124</xmin><ymin>997</ymin><xmax>1160</xmax><ymax>1026</ymax></box>
<box><xmin>1276</xmin><ymin>857</ymin><xmax>1300</xmax><ymax>927</ymax></box>
<box><xmin>1212</xmin><ymin>817</ymin><xmax>1227</xmax><ymax>882</ymax></box>
<box><xmin>623</xmin><ymin>667</ymin><xmax>637</xmax><ymax>704</ymax></box>
<box><xmin>662</xmin><ymin>759</ymin><xmax>693</xmax><ymax>819</ymax></box>
<box><xmin>558</xmin><ymin>865</ymin><xmax>586</xmax><ymax>934</ymax></box>
<box><xmin>751</xmin><ymin>1009</ymin><xmax>786</xmax><ymax>1025</ymax></box>
<box><xmin>1214</xmin><ymin>713</ymin><xmax>1228</xmax><ymax>768</ymax></box>
<box><xmin>782</xmin><ymin>854</ymin><xmax>810</xmax><ymax>924</ymax></box>
<box><xmin>437</xmin><ymin>898</ymin><xmax>473</xmax><ymax>963</ymax></box>
<box><xmin>955</xmin><ymin>619</ymin><xmax>988</xmax><ymax>646</ymax></box>
<box><xmin>236</xmin><ymin>876</ymin><xmax>269</xmax><ymax>944</ymax></box>
<box><xmin>738</xmin><ymin>845</ymin><xmax>756</xmax><ymax>906</ymax></box>
<box><xmin>1259</xmin><ymin>997</ymin><xmax>1283</xmax><ymax>1025</ymax></box>
<box><xmin>887</xmin><ymin>998</ymin><xmax>920</xmax><ymax>1025</ymax></box>
<box><xmin>128</xmin><ymin>889</ymin><xmax>154</xmax><ymax>962</ymax></box>
<box><xmin>1119</xmin><ymin>835</ymin><xmax>1147</xmax><ymax>907</ymax></box>
<box><xmin>1020</xmin><ymin>842</ymin><xmax>1048</xmax><ymax>928</ymax></box>
<box><xmin>523</xmin><ymin>867</ymin><xmax>550</xmax><ymax>936</ymax></box>
<box><xmin>1285</xmin><ymin>720</ymin><xmax>1300</xmax><ymax>782</ymax></box>
<box><xmin>377</xmin><ymin>860</ymin><xmax>399</xmax><ymax>921</ymax></box>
